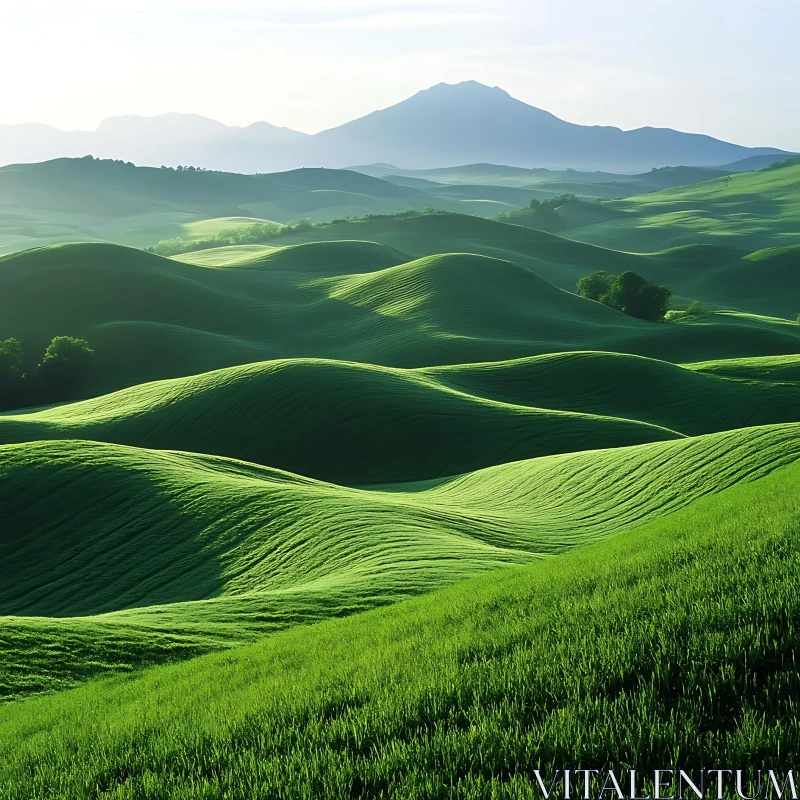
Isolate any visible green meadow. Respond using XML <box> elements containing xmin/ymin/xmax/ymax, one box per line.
<box><xmin>0</xmin><ymin>155</ymin><xmax>799</xmax><ymax>796</ymax></box>
<box><xmin>3</xmin><ymin>462</ymin><xmax>800</xmax><ymax>797</ymax></box>
<box><xmin>526</xmin><ymin>160</ymin><xmax>800</xmax><ymax>253</ymax></box>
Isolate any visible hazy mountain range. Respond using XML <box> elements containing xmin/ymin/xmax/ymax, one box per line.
<box><xmin>0</xmin><ymin>81</ymin><xmax>790</xmax><ymax>173</ymax></box>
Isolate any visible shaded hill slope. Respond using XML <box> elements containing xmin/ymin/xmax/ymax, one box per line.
<box><xmin>259</xmin><ymin>167</ymin><xmax>428</xmax><ymax>199</ymax></box>
<box><xmin>423</xmin><ymin>351</ymin><xmax>800</xmax><ymax>435</ymax></box>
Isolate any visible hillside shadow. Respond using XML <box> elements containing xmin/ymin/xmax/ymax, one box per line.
<box><xmin>0</xmin><ymin>446</ymin><xmax>227</xmax><ymax>618</ymax></box>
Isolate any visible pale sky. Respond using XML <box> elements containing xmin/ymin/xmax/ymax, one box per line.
<box><xmin>3</xmin><ymin>0</ymin><xmax>799</xmax><ymax>149</ymax></box>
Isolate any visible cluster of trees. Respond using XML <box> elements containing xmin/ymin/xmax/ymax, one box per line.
<box><xmin>327</xmin><ymin>206</ymin><xmax>444</xmax><ymax>225</ymax></box>
<box><xmin>80</xmin><ymin>155</ymin><xmax>135</xmax><ymax>167</ymax></box>
<box><xmin>147</xmin><ymin>220</ymin><xmax>298</xmax><ymax>256</ymax></box>
<box><xmin>0</xmin><ymin>336</ymin><xmax>94</xmax><ymax>411</ymax></box>
<box><xmin>494</xmin><ymin>194</ymin><xmax>578</xmax><ymax>225</ymax></box>
<box><xmin>79</xmin><ymin>156</ymin><xmax>222</xmax><ymax>174</ymax></box>
<box><xmin>765</xmin><ymin>156</ymin><xmax>800</xmax><ymax>171</ymax></box>
<box><xmin>531</xmin><ymin>193</ymin><xmax>578</xmax><ymax>210</ymax></box>
<box><xmin>159</xmin><ymin>165</ymin><xmax>212</xmax><ymax>173</ymax></box>
<box><xmin>577</xmin><ymin>270</ymin><xmax>673</xmax><ymax>322</ymax></box>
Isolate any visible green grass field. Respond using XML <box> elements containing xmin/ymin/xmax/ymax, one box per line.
<box><xmin>2</xmin><ymin>422</ymin><xmax>799</xmax><ymax>703</ymax></box>
<box><xmin>2</xmin><ymin>457</ymin><xmax>800</xmax><ymax>796</ymax></box>
<box><xmin>1</xmin><ymin>148</ymin><xmax>799</xmax><ymax>796</ymax></box>
<box><xmin>2</xmin><ymin>353</ymin><xmax>800</xmax><ymax>483</ymax></box>
<box><xmin>549</xmin><ymin>161</ymin><xmax>800</xmax><ymax>253</ymax></box>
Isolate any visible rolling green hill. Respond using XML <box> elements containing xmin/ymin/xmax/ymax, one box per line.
<box><xmin>2</xmin><ymin>422</ymin><xmax>799</xmax><ymax>702</ymax></box>
<box><xmin>2</xmin><ymin>154</ymin><xmax>792</xmax><ymax>256</ymax></box>
<box><xmin>1</xmin><ymin>454</ymin><xmax>800</xmax><ymax>795</ymax></box>
<box><xmin>351</xmin><ymin>161</ymin><xmax>766</xmax><ymax>195</ymax></box>
<box><xmin>567</xmin><ymin>160</ymin><xmax>800</xmax><ymax>252</ymax></box>
<box><xmin>260</xmin><ymin>167</ymin><xmax>427</xmax><ymax>199</ymax></box>
<box><xmin>688</xmin><ymin>353</ymin><xmax>800</xmax><ymax>382</ymax></box>
<box><xmin>274</xmin><ymin>209</ymin><xmax>800</xmax><ymax>318</ymax></box>
<box><xmin>2</xmin><ymin>353</ymin><xmax>799</xmax><ymax>485</ymax></box>
<box><xmin>2</xmin><ymin>140</ymin><xmax>800</xmax><ymax>798</ymax></box>
<box><xmin>1</xmin><ymin>158</ymin><xmax>610</xmax><ymax>255</ymax></box>
<box><xmin>0</xmin><ymin>159</ymin><xmax>440</xmax><ymax>254</ymax></box>
<box><xmin>0</xmin><ymin>358</ymin><xmax>682</xmax><ymax>484</ymax></box>
<box><xmin>2</xmin><ymin>240</ymin><xmax>799</xmax><ymax>398</ymax></box>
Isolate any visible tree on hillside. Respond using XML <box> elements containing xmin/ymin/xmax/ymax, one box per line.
<box><xmin>603</xmin><ymin>271</ymin><xmax>672</xmax><ymax>321</ymax></box>
<box><xmin>0</xmin><ymin>336</ymin><xmax>96</xmax><ymax>410</ymax></box>
<box><xmin>0</xmin><ymin>338</ymin><xmax>25</xmax><ymax>409</ymax></box>
<box><xmin>576</xmin><ymin>270</ymin><xmax>672</xmax><ymax>322</ymax></box>
<box><xmin>542</xmin><ymin>193</ymin><xmax>578</xmax><ymax>209</ymax></box>
<box><xmin>37</xmin><ymin>336</ymin><xmax>94</xmax><ymax>402</ymax></box>
<box><xmin>576</xmin><ymin>270</ymin><xmax>614</xmax><ymax>302</ymax></box>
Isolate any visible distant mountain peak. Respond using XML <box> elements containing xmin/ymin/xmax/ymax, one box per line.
<box><xmin>412</xmin><ymin>80</ymin><xmax>513</xmax><ymax>101</ymax></box>
<box><xmin>429</xmin><ymin>80</ymin><xmax>504</xmax><ymax>91</ymax></box>
<box><xmin>0</xmin><ymin>83</ymin><xmax>790</xmax><ymax>173</ymax></box>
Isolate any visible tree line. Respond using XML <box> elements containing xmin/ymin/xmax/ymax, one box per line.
<box><xmin>0</xmin><ymin>336</ymin><xmax>94</xmax><ymax>411</ymax></box>
<box><xmin>146</xmin><ymin>208</ymin><xmax>447</xmax><ymax>257</ymax></box>
<box><xmin>493</xmin><ymin>194</ymin><xmax>579</xmax><ymax>224</ymax></box>
<box><xmin>146</xmin><ymin>221</ymin><xmax>289</xmax><ymax>256</ymax></box>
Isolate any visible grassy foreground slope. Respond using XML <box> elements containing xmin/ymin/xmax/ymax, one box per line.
<box><xmin>2</xmin><ymin>423</ymin><xmax>799</xmax><ymax>700</ymax></box>
<box><xmin>1</xmin><ymin>458</ymin><xmax>799</xmax><ymax>796</ymax></box>
<box><xmin>2</xmin><ymin>240</ymin><xmax>799</xmax><ymax>397</ymax></box>
<box><xmin>2</xmin><ymin>353</ymin><xmax>800</xmax><ymax>482</ymax></box>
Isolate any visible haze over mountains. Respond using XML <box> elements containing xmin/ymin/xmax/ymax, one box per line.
<box><xmin>1</xmin><ymin>82</ymin><xmax>789</xmax><ymax>173</ymax></box>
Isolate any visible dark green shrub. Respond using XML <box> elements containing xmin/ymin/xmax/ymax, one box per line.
<box><xmin>601</xmin><ymin>271</ymin><xmax>672</xmax><ymax>321</ymax></box>
<box><xmin>0</xmin><ymin>338</ymin><xmax>24</xmax><ymax>409</ymax></box>
<box><xmin>577</xmin><ymin>271</ymin><xmax>672</xmax><ymax>321</ymax></box>
<box><xmin>37</xmin><ymin>336</ymin><xmax>94</xmax><ymax>402</ymax></box>
<box><xmin>576</xmin><ymin>270</ymin><xmax>614</xmax><ymax>302</ymax></box>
